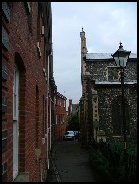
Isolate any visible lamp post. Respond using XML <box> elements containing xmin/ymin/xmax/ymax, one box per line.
<box><xmin>86</xmin><ymin>76</ymin><xmax>94</xmax><ymax>147</ymax></box>
<box><xmin>112</xmin><ymin>42</ymin><xmax>131</xmax><ymax>180</ymax></box>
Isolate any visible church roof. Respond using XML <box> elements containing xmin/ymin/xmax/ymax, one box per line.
<box><xmin>86</xmin><ymin>53</ymin><xmax>137</xmax><ymax>60</ymax></box>
<box><xmin>95</xmin><ymin>80</ymin><xmax>137</xmax><ymax>85</ymax></box>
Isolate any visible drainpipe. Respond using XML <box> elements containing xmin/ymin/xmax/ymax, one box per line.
<box><xmin>49</xmin><ymin>96</ymin><xmax>51</xmax><ymax>151</ymax></box>
<box><xmin>46</xmin><ymin>54</ymin><xmax>50</xmax><ymax>170</ymax></box>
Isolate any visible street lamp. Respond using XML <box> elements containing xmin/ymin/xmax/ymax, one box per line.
<box><xmin>111</xmin><ymin>42</ymin><xmax>131</xmax><ymax>180</ymax></box>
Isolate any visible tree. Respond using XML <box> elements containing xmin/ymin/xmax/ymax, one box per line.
<box><xmin>67</xmin><ymin>114</ymin><xmax>79</xmax><ymax>131</ymax></box>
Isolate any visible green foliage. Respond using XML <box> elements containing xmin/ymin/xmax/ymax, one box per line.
<box><xmin>67</xmin><ymin>115</ymin><xmax>79</xmax><ymax>131</ymax></box>
<box><xmin>109</xmin><ymin>141</ymin><xmax>137</xmax><ymax>157</ymax></box>
<box><xmin>89</xmin><ymin>147</ymin><xmax>112</xmax><ymax>181</ymax></box>
<box><xmin>128</xmin><ymin>143</ymin><xmax>137</xmax><ymax>156</ymax></box>
<box><xmin>109</xmin><ymin>166</ymin><xmax>124</xmax><ymax>182</ymax></box>
<box><xmin>89</xmin><ymin>142</ymin><xmax>137</xmax><ymax>182</ymax></box>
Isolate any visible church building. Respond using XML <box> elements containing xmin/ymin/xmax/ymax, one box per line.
<box><xmin>79</xmin><ymin>28</ymin><xmax>137</xmax><ymax>147</ymax></box>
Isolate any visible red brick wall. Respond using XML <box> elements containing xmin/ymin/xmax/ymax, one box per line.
<box><xmin>55</xmin><ymin>95</ymin><xmax>67</xmax><ymax>141</ymax></box>
<box><xmin>2</xmin><ymin>2</ymin><xmax>12</xmax><ymax>182</ymax></box>
<box><xmin>2</xmin><ymin>2</ymin><xmax>50</xmax><ymax>182</ymax></box>
<box><xmin>68</xmin><ymin>99</ymin><xmax>72</xmax><ymax>116</ymax></box>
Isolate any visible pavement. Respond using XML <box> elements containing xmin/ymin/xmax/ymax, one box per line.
<box><xmin>46</xmin><ymin>140</ymin><xmax>97</xmax><ymax>182</ymax></box>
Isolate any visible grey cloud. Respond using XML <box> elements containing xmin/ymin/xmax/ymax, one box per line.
<box><xmin>52</xmin><ymin>2</ymin><xmax>137</xmax><ymax>103</ymax></box>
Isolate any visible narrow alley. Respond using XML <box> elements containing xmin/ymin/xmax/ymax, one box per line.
<box><xmin>47</xmin><ymin>140</ymin><xmax>97</xmax><ymax>182</ymax></box>
<box><xmin>2</xmin><ymin>2</ymin><xmax>137</xmax><ymax>182</ymax></box>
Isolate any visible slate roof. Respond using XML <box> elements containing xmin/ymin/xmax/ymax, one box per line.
<box><xmin>95</xmin><ymin>81</ymin><xmax>137</xmax><ymax>85</ymax></box>
<box><xmin>86</xmin><ymin>53</ymin><xmax>137</xmax><ymax>60</ymax></box>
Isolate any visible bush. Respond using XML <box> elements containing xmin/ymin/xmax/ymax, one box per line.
<box><xmin>89</xmin><ymin>148</ymin><xmax>112</xmax><ymax>181</ymax></box>
<box><xmin>109</xmin><ymin>166</ymin><xmax>124</xmax><ymax>182</ymax></box>
<box><xmin>89</xmin><ymin>143</ymin><xmax>137</xmax><ymax>182</ymax></box>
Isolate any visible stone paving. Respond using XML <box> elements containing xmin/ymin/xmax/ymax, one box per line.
<box><xmin>46</xmin><ymin>140</ymin><xmax>97</xmax><ymax>182</ymax></box>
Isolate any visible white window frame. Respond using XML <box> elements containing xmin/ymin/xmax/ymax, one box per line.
<box><xmin>13</xmin><ymin>65</ymin><xmax>19</xmax><ymax>180</ymax></box>
<box><xmin>2</xmin><ymin>2</ymin><xmax>10</xmax><ymax>22</ymax></box>
<box><xmin>13</xmin><ymin>65</ymin><xmax>19</xmax><ymax>121</ymax></box>
<box><xmin>56</xmin><ymin>115</ymin><xmax>57</xmax><ymax>125</ymax></box>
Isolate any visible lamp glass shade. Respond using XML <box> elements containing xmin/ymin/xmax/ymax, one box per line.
<box><xmin>112</xmin><ymin>43</ymin><xmax>131</xmax><ymax>67</ymax></box>
<box><xmin>114</xmin><ymin>55</ymin><xmax>129</xmax><ymax>67</ymax></box>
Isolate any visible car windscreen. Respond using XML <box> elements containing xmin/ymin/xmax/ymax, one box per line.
<box><xmin>68</xmin><ymin>133</ymin><xmax>74</xmax><ymax>135</ymax></box>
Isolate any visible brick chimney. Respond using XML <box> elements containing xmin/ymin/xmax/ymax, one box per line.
<box><xmin>68</xmin><ymin>99</ymin><xmax>72</xmax><ymax>116</ymax></box>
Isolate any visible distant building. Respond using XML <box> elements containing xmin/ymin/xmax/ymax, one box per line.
<box><xmin>79</xmin><ymin>28</ymin><xmax>137</xmax><ymax>147</ymax></box>
<box><xmin>68</xmin><ymin>99</ymin><xmax>72</xmax><ymax>117</ymax></box>
<box><xmin>68</xmin><ymin>100</ymin><xmax>79</xmax><ymax>117</ymax></box>
<box><xmin>71</xmin><ymin>104</ymin><xmax>79</xmax><ymax>117</ymax></box>
<box><xmin>55</xmin><ymin>92</ymin><xmax>67</xmax><ymax>141</ymax></box>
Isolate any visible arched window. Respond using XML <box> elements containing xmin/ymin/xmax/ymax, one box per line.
<box><xmin>111</xmin><ymin>96</ymin><xmax>130</xmax><ymax>136</ymax></box>
<box><xmin>14</xmin><ymin>53</ymin><xmax>26</xmax><ymax>176</ymax></box>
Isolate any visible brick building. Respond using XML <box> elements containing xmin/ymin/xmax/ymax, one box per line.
<box><xmin>71</xmin><ymin>104</ymin><xmax>79</xmax><ymax>117</ymax></box>
<box><xmin>2</xmin><ymin>2</ymin><xmax>56</xmax><ymax>182</ymax></box>
<box><xmin>68</xmin><ymin>99</ymin><xmax>72</xmax><ymax>117</ymax></box>
<box><xmin>55</xmin><ymin>92</ymin><xmax>67</xmax><ymax>141</ymax></box>
<box><xmin>49</xmin><ymin>77</ymin><xmax>57</xmax><ymax>150</ymax></box>
<box><xmin>79</xmin><ymin>28</ymin><xmax>137</xmax><ymax>147</ymax></box>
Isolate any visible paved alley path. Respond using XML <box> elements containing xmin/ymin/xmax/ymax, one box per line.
<box><xmin>52</xmin><ymin>140</ymin><xmax>96</xmax><ymax>182</ymax></box>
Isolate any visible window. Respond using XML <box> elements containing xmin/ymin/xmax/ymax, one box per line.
<box><xmin>13</xmin><ymin>64</ymin><xmax>20</xmax><ymax>179</ymax></box>
<box><xmin>54</xmin><ymin>96</ymin><xmax>56</xmax><ymax>105</ymax></box>
<box><xmin>56</xmin><ymin>115</ymin><xmax>57</xmax><ymax>125</ymax></box>
<box><xmin>24</xmin><ymin>2</ymin><xmax>31</xmax><ymax>14</ymax></box>
<box><xmin>24</xmin><ymin>2</ymin><xmax>32</xmax><ymax>33</ymax></box>
<box><xmin>2</xmin><ymin>162</ymin><xmax>7</xmax><ymax>182</ymax></box>
<box><xmin>37</xmin><ymin>3</ymin><xmax>41</xmax><ymax>41</ymax></box>
<box><xmin>37</xmin><ymin>42</ymin><xmax>41</xmax><ymax>57</ymax></box>
<box><xmin>2</xmin><ymin>63</ymin><xmax>8</xmax><ymax>81</ymax></box>
<box><xmin>13</xmin><ymin>65</ymin><xmax>19</xmax><ymax>120</ymax></box>
<box><xmin>27</xmin><ymin>2</ymin><xmax>31</xmax><ymax>12</ymax></box>
<box><xmin>107</xmin><ymin>66</ymin><xmax>119</xmax><ymax>81</ymax></box>
<box><xmin>112</xmin><ymin>96</ymin><xmax>130</xmax><ymax>135</ymax></box>
<box><xmin>2</xmin><ymin>96</ymin><xmax>7</xmax><ymax>113</ymax></box>
<box><xmin>2</xmin><ymin>2</ymin><xmax>10</xmax><ymax>22</ymax></box>
<box><xmin>64</xmin><ymin>100</ymin><xmax>66</xmax><ymax>108</ymax></box>
<box><xmin>2</xmin><ymin>26</ymin><xmax>9</xmax><ymax>50</ymax></box>
<box><xmin>127</xmin><ymin>88</ymin><xmax>130</xmax><ymax>95</ymax></box>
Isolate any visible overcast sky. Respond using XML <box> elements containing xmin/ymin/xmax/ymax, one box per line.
<box><xmin>51</xmin><ymin>2</ymin><xmax>137</xmax><ymax>104</ymax></box>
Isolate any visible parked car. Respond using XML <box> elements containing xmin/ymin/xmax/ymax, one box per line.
<box><xmin>74</xmin><ymin>131</ymin><xmax>80</xmax><ymax>140</ymax></box>
<box><xmin>63</xmin><ymin>131</ymin><xmax>75</xmax><ymax>141</ymax></box>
